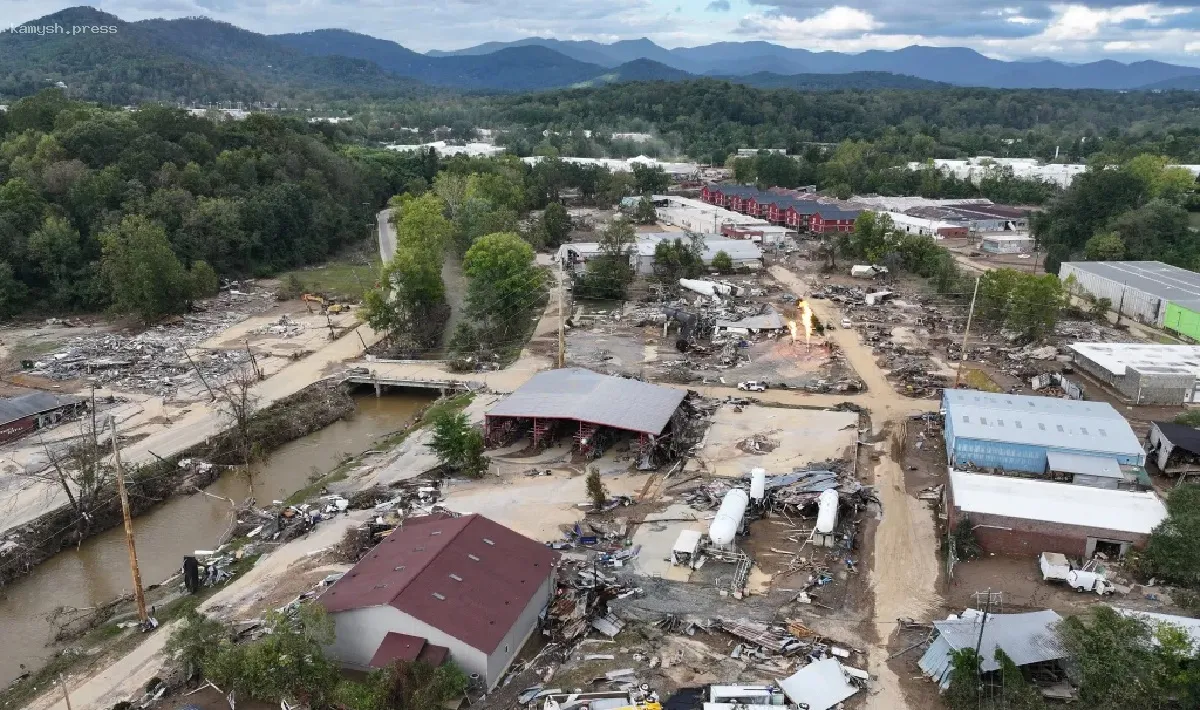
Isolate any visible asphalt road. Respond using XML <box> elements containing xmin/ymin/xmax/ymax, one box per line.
<box><xmin>377</xmin><ymin>207</ymin><xmax>396</xmax><ymax>263</ymax></box>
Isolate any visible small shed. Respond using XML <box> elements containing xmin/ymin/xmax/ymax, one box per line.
<box><xmin>919</xmin><ymin>610</ymin><xmax>1066</xmax><ymax>689</ymax></box>
<box><xmin>1148</xmin><ymin>421</ymin><xmax>1200</xmax><ymax>479</ymax></box>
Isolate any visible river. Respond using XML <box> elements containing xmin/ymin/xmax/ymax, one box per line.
<box><xmin>0</xmin><ymin>392</ymin><xmax>432</xmax><ymax>687</ymax></box>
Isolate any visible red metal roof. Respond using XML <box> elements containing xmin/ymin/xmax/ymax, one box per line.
<box><xmin>367</xmin><ymin>632</ymin><xmax>452</xmax><ymax>669</ymax></box>
<box><xmin>321</xmin><ymin>514</ymin><xmax>558</xmax><ymax>654</ymax></box>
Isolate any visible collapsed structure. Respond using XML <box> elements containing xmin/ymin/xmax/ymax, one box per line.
<box><xmin>919</xmin><ymin>610</ymin><xmax>1067</xmax><ymax>689</ymax></box>
<box><xmin>484</xmin><ymin>368</ymin><xmax>688</xmax><ymax>462</ymax></box>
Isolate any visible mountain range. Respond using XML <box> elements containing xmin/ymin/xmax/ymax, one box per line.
<box><xmin>2</xmin><ymin>6</ymin><xmax>1199</xmax><ymax>104</ymax></box>
<box><xmin>429</xmin><ymin>37</ymin><xmax>1200</xmax><ymax>90</ymax></box>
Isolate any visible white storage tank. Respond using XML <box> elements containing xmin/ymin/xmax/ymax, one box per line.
<box><xmin>749</xmin><ymin>468</ymin><xmax>766</xmax><ymax>502</ymax></box>
<box><xmin>709</xmin><ymin>489</ymin><xmax>749</xmax><ymax>546</ymax></box>
<box><xmin>815</xmin><ymin>489</ymin><xmax>840</xmax><ymax>535</ymax></box>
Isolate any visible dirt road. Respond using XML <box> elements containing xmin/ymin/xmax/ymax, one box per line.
<box><xmin>771</xmin><ymin>264</ymin><xmax>942</xmax><ymax>710</ymax></box>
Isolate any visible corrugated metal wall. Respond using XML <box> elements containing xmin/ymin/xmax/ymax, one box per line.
<box><xmin>1060</xmin><ymin>264</ymin><xmax>1166</xmax><ymax>326</ymax></box>
<box><xmin>949</xmin><ymin>438</ymin><xmax>1144</xmax><ymax>472</ymax></box>
<box><xmin>1164</xmin><ymin>302</ymin><xmax>1200</xmax><ymax>341</ymax></box>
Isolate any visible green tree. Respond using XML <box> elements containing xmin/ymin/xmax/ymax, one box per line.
<box><xmin>633</xmin><ymin>196</ymin><xmax>657</xmax><ymax>225</ymax></box>
<box><xmin>190</xmin><ymin>260</ymin><xmax>220</xmax><ymax>298</ymax></box>
<box><xmin>631</xmin><ymin>163</ymin><xmax>668</xmax><ymax>195</ymax></box>
<box><xmin>0</xmin><ymin>262</ymin><xmax>27</xmax><ymax>319</ymax></box>
<box><xmin>1057</xmin><ymin>606</ymin><xmax>1185</xmax><ymax>709</ymax></box>
<box><xmin>336</xmin><ymin>660</ymin><xmax>469</xmax><ymax>710</ymax></box>
<box><xmin>575</xmin><ymin>218</ymin><xmax>635</xmax><ymax>299</ymax></box>
<box><xmin>710</xmin><ymin>249</ymin><xmax>734</xmax><ymax>274</ymax></box>
<box><xmin>1084</xmin><ymin>232</ymin><xmax>1126</xmax><ymax>261</ymax></box>
<box><xmin>586</xmin><ymin>466</ymin><xmax>607</xmax><ymax>509</ymax></box>
<box><xmin>201</xmin><ymin>605</ymin><xmax>340</xmax><ymax>707</ymax></box>
<box><xmin>430</xmin><ymin>411</ymin><xmax>485</xmax><ymax>476</ymax></box>
<box><xmin>100</xmin><ymin>214</ymin><xmax>192</xmax><ymax>322</ymax></box>
<box><xmin>653</xmin><ymin>237</ymin><xmax>704</xmax><ymax>283</ymax></box>
<box><xmin>165</xmin><ymin>612</ymin><xmax>229</xmax><ymax>679</ymax></box>
<box><xmin>541</xmin><ymin>201</ymin><xmax>572</xmax><ymax>248</ymax></box>
<box><xmin>463</xmin><ymin>231</ymin><xmax>543</xmax><ymax>340</ymax></box>
<box><xmin>1145</xmin><ymin>484</ymin><xmax>1200</xmax><ymax>588</ymax></box>
<box><xmin>943</xmin><ymin>647</ymin><xmax>982</xmax><ymax>710</ymax></box>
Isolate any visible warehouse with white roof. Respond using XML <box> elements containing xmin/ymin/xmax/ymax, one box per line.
<box><xmin>947</xmin><ymin>469</ymin><xmax>1167</xmax><ymax>558</ymax></box>
<box><xmin>1069</xmin><ymin>342</ymin><xmax>1200</xmax><ymax>404</ymax></box>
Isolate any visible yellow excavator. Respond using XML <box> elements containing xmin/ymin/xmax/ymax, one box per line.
<box><xmin>301</xmin><ymin>293</ymin><xmax>346</xmax><ymax>314</ymax></box>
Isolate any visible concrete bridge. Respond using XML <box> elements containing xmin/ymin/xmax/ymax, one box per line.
<box><xmin>342</xmin><ymin>362</ymin><xmax>485</xmax><ymax>396</ymax></box>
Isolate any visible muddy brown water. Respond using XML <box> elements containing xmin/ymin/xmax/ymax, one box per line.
<box><xmin>0</xmin><ymin>392</ymin><xmax>431</xmax><ymax>687</ymax></box>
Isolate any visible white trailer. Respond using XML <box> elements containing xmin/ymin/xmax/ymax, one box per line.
<box><xmin>1038</xmin><ymin>552</ymin><xmax>1073</xmax><ymax>582</ymax></box>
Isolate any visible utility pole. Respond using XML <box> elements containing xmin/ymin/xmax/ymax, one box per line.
<box><xmin>972</xmin><ymin>590</ymin><xmax>992</xmax><ymax>708</ymax></box>
<box><xmin>244</xmin><ymin>340</ymin><xmax>263</xmax><ymax>381</ymax></box>
<box><xmin>557</xmin><ymin>260</ymin><xmax>567</xmax><ymax>369</ymax></box>
<box><xmin>110</xmin><ymin>417</ymin><xmax>148</xmax><ymax>625</ymax></box>
<box><xmin>953</xmin><ymin>276</ymin><xmax>981</xmax><ymax>388</ymax></box>
<box><xmin>59</xmin><ymin>676</ymin><xmax>73</xmax><ymax>710</ymax></box>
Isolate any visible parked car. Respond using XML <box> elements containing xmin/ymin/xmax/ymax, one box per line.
<box><xmin>737</xmin><ymin>381</ymin><xmax>768</xmax><ymax>392</ymax></box>
<box><xmin>841</xmin><ymin>318</ymin><xmax>852</xmax><ymax>329</ymax></box>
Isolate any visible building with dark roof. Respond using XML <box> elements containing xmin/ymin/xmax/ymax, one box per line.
<box><xmin>484</xmin><ymin>368</ymin><xmax>687</xmax><ymax>457</ymax></box>
<box><xmin>1148</xmin><ymin>421</ymin><xmax>1200</xmax><ymax>479</ymax></box>
<box><xmin>320</xmin><ymin>513</ymin><xmax>558</xmax><ymax>687</ymax></box>
<box><xmin>0</xmin><ymin>392</ymin><xmax>84</xmax><ymax>444</ymax></box>
<box><xmin>700</xmin><ymin>184</ymin><xmax>859</xmax><ymax>234</ymax></box>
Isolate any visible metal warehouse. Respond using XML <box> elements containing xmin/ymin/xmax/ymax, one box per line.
<box><xmin>947</xmin><ymin>469</ymin><xmax>1167</xmax><ymax>557</ymax></box>
<box><xmin>484</xmin><ymin>368</ymin><xmax>687</xmax><ymax>460</ymax></box>
<box><xmin>1069</xmin><ymin>342</ymin><xmax>1200</xmax><ymax>404</ymax></box>
<box><xmin>1058</xmin><ymin>260</ymin><xmax>1200</xmax><ymax>330</ymax></box>
<box><xmin>942</xmin><ymin>389</ymin><xmax>1145</xmax><ymax>474</ymax></box>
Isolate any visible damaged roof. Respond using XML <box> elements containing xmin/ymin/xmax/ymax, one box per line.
<box><xmin>486</xmin><ymin>368</ymin><xmax>686</xmax><ymax>435</ymax></box>
<box><xmin>0</xmin><ymin>392</ymin><xmax>82</xmax><ymax>426</ymax></box>
<box><xmin>320</xmin><ymin>514</ymin><xmax>558</xmax><ymax>654</ymax></box>
<box><xmin>930</xmin><ymin>610</ymin><xmax>1066</xmax><ymax>671</ymax></box>
<box><xmin>1152</xmin><ymin>421</ymin><xmax>1200</xmax><ymax>456</ymax></box>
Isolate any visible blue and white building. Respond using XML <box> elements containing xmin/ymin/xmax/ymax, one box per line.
<box><xmin>942</xmin><ymin>389</ymin><xmax>1145</xmax><ymax>475</ymax></box>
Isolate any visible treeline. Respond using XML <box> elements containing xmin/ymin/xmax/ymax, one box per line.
<box><xmin>1032</xmin><ymin>155</ymin><xmax>1199</xmax><ymax>272</ymax></box>
<box><xmin>0</xmin><ymin>89</ymin><xmax>433</xmax><ymax>320</ymax></box>
<box><xmin>345</xmin><ymin>81</ymin><xmax>1200</xmax><ymax>164</ymax></box>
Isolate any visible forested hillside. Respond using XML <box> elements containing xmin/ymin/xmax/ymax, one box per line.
<box><xmin>0</xmin><ymin>90</ymin><xmax>432</xmax><ymax>318</ymax></box>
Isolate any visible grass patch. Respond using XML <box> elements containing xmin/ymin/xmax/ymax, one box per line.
<box><xmin>962</xmin><ymin>367</ymin><xmax>1003</xmax><ymax>393</ymax></box>
<box><xmin>278</xmin><ymin>260</ymin><xmax>378</xmax><ymax>302</ymax></box>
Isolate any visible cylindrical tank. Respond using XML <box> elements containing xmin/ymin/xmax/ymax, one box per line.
<box><xmin>815</xmin><ymin>489</ymin><xmax>840</xmax><ymax>534</ymax></box>
<box><xmin>709</xmin><ymin>489</ymin><xmax>749</xmax><ymax>545</ymax></box>
<box><xmin>749</xmin><ymin>468</ymin><xmax>766</xmax><ymax>501</ymax></box>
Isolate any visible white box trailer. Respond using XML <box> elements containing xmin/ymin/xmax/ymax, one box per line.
<box><xmin>1039</xmin><ymin>552</ymin><xmax>1073</xmax><ymax>582</ymax></box>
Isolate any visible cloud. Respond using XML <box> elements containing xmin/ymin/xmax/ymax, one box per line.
<box><xmin>8</xmin><ymin>0</ymin><xmax>1200</xmax><ymax>64</ymax></box>
<box><xmin>739</xmin><ymin>6</ymin><xmax>881</xmax><ymax>37</ymax></box>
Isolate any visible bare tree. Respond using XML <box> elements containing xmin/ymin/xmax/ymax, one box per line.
<box><xmin>211</xmin><ymin>365</ymin><xmax>262</xmax><ymax>495</ymax></box>
<box><xmin>22</xmin><ymin>402</ymin><xmax>114</xmax><ymax>542</ymax></box>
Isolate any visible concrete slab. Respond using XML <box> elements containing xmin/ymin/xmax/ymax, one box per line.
<box><xmin>692</xmin><ymin>404</ymin><xmax>858</xmax><ymax>478</ymax></box>
<box><xmin>630</xmin><ymin>502</ymin><xmax>707</xmax><ymax>581</ymax></box>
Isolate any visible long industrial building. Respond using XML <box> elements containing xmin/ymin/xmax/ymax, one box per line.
<box><xmin>942</xmin><ymin>389</ymin><xmax>1145</xmax><ymax>475</ymax></box>
<box><xmin>947</xmin><ymin>470</ymin><xmax>1166</xmax><ymax>559</ymax></box>
<box><xmin>1059</xmin><ymin>261</ymin><xmax>1200</xmax><ymax>336</ymax></box>
<box><xmin>1069</xmin><ymin>342</ymin><xmax>1200</xmax><ymax>404</ymax></box>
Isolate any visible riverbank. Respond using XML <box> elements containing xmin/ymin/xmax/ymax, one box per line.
<box><xmin>0</xmin><ymin>380</ymin><xmax>356</xmax><ymax>589</ymax></box>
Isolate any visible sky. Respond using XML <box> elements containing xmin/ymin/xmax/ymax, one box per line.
<box><xmin>7</xmin><ymin>0</ymin><xmax>1200</xmax><ymax>65</ymax></box>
